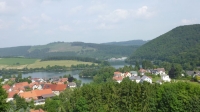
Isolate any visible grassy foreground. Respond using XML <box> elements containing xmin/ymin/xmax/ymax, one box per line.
<box><xmin>0</xmin><ymin>58</ymin><xmax>93</xmax><ymax>69</ymax></box>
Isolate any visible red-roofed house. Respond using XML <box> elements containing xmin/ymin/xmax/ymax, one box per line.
<box><xmin>6</xmin><ymin>90</ymin><xmax>19</xmax><ymax>102</ymax></box>
<box><xmin>113</xmin><ymin>76</ymin><xmax>123</xmax><ymax>83</ymax></box>
<box><xmin>3</xmin><ymin>84</ymin><xmax>11</xmax><ymax>92</ymax></box>
<box><xmin>13</xmin><ymin>82</ymin><xmax>29</xmax><ymax>91</ymax></box>
<box><xmin>43</xmin><ymin>84</ymin><xmax>67</xmax><ymax>95</ymax></box>
<box><xmin>30</xmin><ymin>109</ymin><xmax>45</xmax><ymax>112</ymax></box>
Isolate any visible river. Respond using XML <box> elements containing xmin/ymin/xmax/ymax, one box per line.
<box><xmin>22</xmin><ymin>61</ymin><xmax>131</xmax><ymax>84</ymax></box>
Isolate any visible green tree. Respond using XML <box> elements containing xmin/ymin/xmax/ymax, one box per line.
<box><xmin>0</xmin><ymin>84</ymin><xmax>9</xmax><ymax>111</ymax></box>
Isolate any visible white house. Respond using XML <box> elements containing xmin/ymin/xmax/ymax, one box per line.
<box><xmin>32</xmin><ymin>84</ymin><xmax>43</xmax><ymax>90</ymax></box>
<box><xmin>130</xmin><ymin>71</ymin><xmax>138</xmax><ymax>76</ymax></box>
<box><xmin>140</xmin><ymin>76</ymin><xmax>152</xmax><ymax>83</ymax></box>
<box><xmin>124</xmin><ymin>72</ymin><xmax>132</xmax><ymax>77</ymax></box>
<box><xmin>68</xmin><ymin>82</ymin><xmax>77</xmax><ymax>88</ymax></box>
<box><xmin>161</xmin><ymin>74</ymin><xmax>171</xmax><ymax>82</ymax></box>
<box><xmin>129</xmin><ymin>76</ymin><xmax>141</xmax><ymax>83</ymax></box>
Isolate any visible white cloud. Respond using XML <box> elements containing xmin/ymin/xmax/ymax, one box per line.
<box><xmin>41</xmin><ymin>13</ymin><xmax>51</xmax><ymax>22</ymax></box>
<box><xmin>96</xmin><ymin>23</ymin><xmax>115</xmax><ymax>30</ymax></box>
<box><xmin>45</xmin><ymin>30</ymin><xmax>54</xmax><ymax>35</ymax></box>
<box><xmin>0</xmin><ymin>2</ymin><xmax>6</xmax><ymax>12</ymax></box>
<box><xmin>69</xmin><ymin>6</ymin><xmax>83</xmax><ymax>14</ymax></box>
<box><xmin>98</xmin><ymin>9</ymin><xmax>129</xmax><ymax>22</ymax></box>
<box><xmin>59</xmin><ymin>25</ymin><xmax>73</xmax><ymax>31</ymax></box>
<box><xmin>0</xmin><ymin>19</ymin><xmax>10</xmax><ymax>29</ymax></box>
<box><xmin>136</xmin><ymin>6</ymin><xmax>155</xmax><ymax>18</ymax></box>
<box><xmin>87</xmin><ymin>4</ymin><xmax>106</xmax><ymax>14</ymax></box>
<box><xmin>22</xmin><ymin>16</ymin><xmax>32</xmax><ymax>23</ymax></box>
<box><xmin>181</xmin><ymin>19</ymin><xmax>198</xmax><ymax>25</ymax></box>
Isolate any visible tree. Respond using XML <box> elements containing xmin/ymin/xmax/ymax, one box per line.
<box><xmin>135</xmin><ymin>61</ymin><xmax>140</xmax><ymax>71</ymax></box>
<box><xmin>0</xmin><ymin>84</ymin><xmax>9</xmax><ymax>111</ymax></box>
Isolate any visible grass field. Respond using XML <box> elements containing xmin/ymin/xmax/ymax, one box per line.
<box><xmin>0</xmin><ymin>58</ymin><xmax>37</xmax><ymax>65</ymax></box>
<box><xmin>27</xmin><ymin>60</ymin><xmax>93</xmax><ymax>68</ymax></box>
<box><xmin>0</xmin><ymin>58</ymin><xmax>94</xmax><ymax>69</ymax></box>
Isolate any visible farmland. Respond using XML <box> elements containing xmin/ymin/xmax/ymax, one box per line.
<box><xmin>0</xmin><ymin>58</ymin><xmax>94</xmax><ymax>69</ymax></box>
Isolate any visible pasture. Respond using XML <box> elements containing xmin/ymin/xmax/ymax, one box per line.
<box><xmin>0</xmin><ymin>58</ymin><xmax>94</xmax><ymax>69</ymax></box>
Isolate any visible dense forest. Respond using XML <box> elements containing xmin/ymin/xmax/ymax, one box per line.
<box><xmin>0</xmin><ymin>42</ymin><xmax>139</xmax><ymax>60</ymax></box>
<box><xmin>127</xmin><ymin>24</ymin><xmax>200</xmax><ymax>68</ymax></box>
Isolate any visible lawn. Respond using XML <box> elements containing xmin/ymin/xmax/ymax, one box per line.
<box><xmin>152</xmin><ymin>76</ymin><xmax>161</xmax><ymax>82</ymax></box>
<box><xmin>27</xmin><ymin>60</ymin><xmax>93</xmax><ymax>68</ymax></box>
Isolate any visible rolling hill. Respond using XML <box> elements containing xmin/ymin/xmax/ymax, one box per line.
<box><xmin>127</xmin><ymin>24</ymin><xmax>200</xmax><ymax>66</ymax></box>
<box><xmin>0</xmin><ymin>42</ymin><xmax>139</xmax><ymax>60</ymax></box>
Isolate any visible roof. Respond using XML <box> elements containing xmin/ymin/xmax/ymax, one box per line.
<box><xmin>59</xmin><ymin>78</ymin><xmax>68</xmax><ymax>82</ymax></box>
<box><xmin>13</xmin><ymin>82</ymin><xmax>29</xmax><ymax>91</ymax></box>
<box><xmin>130</xmin><ymin>71</ymin><xmax>137</xmax><ymax>74</ymax></box>
<box><xmin>68</xmin><ymin>82</ymin><xmax>76</xmax><ymax>86</ymax></box>
<box><xmin>156</xmin><ymin>68</ymin><xmax>165</xmax><ymax>72</ymax></box>
<box><xmin>43</xmin><ymin>84</ymin><xmax>67</xmax><ymax>91</ymax></box>
<box><xmin>114</xmin><ymin>72</ymin><xmax>122</xmax><ymax>75</ymax></box>
<box><xmin>42</xmin><ymin>93</ymin><xmax>55</xmax><ymax>98</ymax></box>
<box><xmin>30</xmin><ymin>109</ymin><xmax>45</xmax><ymax>112</ymax></box>
<box><xmin>141</xmin><ymin>75</ymin><xmax>152</xmax><ymax>80</ymax></box>
<box><xmin>19</xmin><ymin>89</ymin><xmax>53</xmax><ymax>99</ymax></box>
<box><xmin>129</xmin><ymin>76</ymin><xmax>141</xmax><ymax>80</ymax></box>
<box><xmin>3</xmin><ymin>84</ymin><xmax>10</xmax><ymax>91</ymax></box>
<box><xmin>139</xmin><ymin>69</ymin><xmax>146</xmax><ymax>73</ymax></box>
<box><xmin>113</xmin><ymin>76</ymin><xmax>123</xmax><ymax>81</ymax></box>
<box><xmin>8</xmin><ymin>90</ymin><xmax>19</xmax><ymax>98</ymax></box>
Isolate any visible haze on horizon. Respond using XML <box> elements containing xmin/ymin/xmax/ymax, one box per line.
<box><xmin>0</xmin><ymin>0</ymin><xmax>200</xmax><ymax>48</ymax></box>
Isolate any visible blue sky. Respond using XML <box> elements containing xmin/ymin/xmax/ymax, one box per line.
<box><xmin>0</xmin><ymin>0</ymin><xmax>199</xmax><ymax>47</ymax></box>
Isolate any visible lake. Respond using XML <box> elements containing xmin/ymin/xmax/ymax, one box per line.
<box><xmin>22</xmin><ymin>61</ymin><xmax>132</xmax><ymax>84</ymax></box>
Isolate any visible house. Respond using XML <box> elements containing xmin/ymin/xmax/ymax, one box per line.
<box><xmin>161</xmin><ymin>74</ymin><xmax>171</xmax><ymax>82</ymax></box>
<box><xmin>6</xmin><ymin>90</ymin><xmax>19</xmax><ymax>102</ymax></box>
<box><xmin>43</xmin><ymin>84</ymin><xmax>67</xmax><ymax>95</ymax></box>
<box><xmin>129</xmin><ymin>76</ymin><xmax>141</xmax><ymax>83</ymax></box>
<box><xmin>150</xmin><ymin>69</ymin><xmax>159</xmax><ymax>75</ymax></box>
<box><xmin>156</xmin><ymin>68</ymin><xmax>166</xmax><ymax>75</ymax></box>
<box><xmin>139</xmin><ymin>68</ymin><xmax>146</xmax><ymax>75</ymax></box>
<box><xmin>140</xmin><ymin>76</ymin><xmax>152</xmax><ymax>83</ymax></box>
<box><xmin>3</xmin><ymin>84</ymin><xmax>11</xmax><ymax>92</ymax></box>
<box><xmin>130</xmin><ymin>71</ymin><xmax>138</xmax><ymax>76</ymax></box>
<box><xmin>68</xmin><ymin>82</ymin><xmax>77</xmax><ymax>88</ymax></box>
<box><xmin>19</xmin><ymin>89</ymin><xmax>55</xmax><ymax>105</ymax></box>
<box><xmin>113</xmin><ymin>76</ymin><xmax>123</xmax><ymax>83</ymax></box>
<box><xmin>114</xmin><ymin>72</ymin><xmax>122</xmax><ymax>77</ymax></box>
<box><xmin>59</xmin><ymin>78</ymin><xmax>68</xmax><ymax>84</ymax></box>
<box><xmin>13</xmin><ymin>82</ymin><xmax>29</xmax><ymax>91</ymax></box>
<box><xmin>123</xmin><ymin>72</ymin><xmax>132</xmax><ymax>77</ymax></box>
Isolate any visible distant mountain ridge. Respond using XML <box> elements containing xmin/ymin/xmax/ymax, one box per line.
<box><xmin>127</xmin><ymin>24</ymin><xmax>200</xmax><ymax>67</ymax></box>
<box><xmin>0</xmin><ymin>41</ymin><xmax>139</xmax><ymax>60</ymax></box>
<box><xmin>102</xmin><ymin>40</ymin><xmax>148</xmax><ymax>46</ymax></box>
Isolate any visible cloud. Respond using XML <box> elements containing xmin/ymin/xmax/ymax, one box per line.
<box><xmin>136</xmin><ymin>6</ymin><xmax>155</xmax><ymax>18</ymax></box>
<box><xmin>96</xmin><ymin>23</ymin><xmax>115</xmax><ymax>30</ymax></box>
<box><xmin>0</xmin><ymin>19</ymin><xmax>10</xmax><ymax>29</ymax></box>
<box><xmin>181</xmin><ymin>19</ymin><xmax>198</xmax><ymax>25</ymax></box>
<box><xmin>59</xmin><ymin>25</ymin><xmax>73</xmax><ymax>31</ymax></box>
<box><xmin>41</xmin><ymin>13</ymin><xmax>51</xmax><ymax>22</ymax></box>
<box><xmin>0</xmin><ymin>2</ymin><xmax>6</xmax><ymax>12</ymax></box>
<box><xmin>98</xmin><ymin>9</ymin><xmax>129</xmax><ymax>22</ymax></box>
<box><xmin>19</xmin><ymin>16</ymin><xmax>38</xmax><ymax>30</ymax></box>
<box><xmin>87</xmin><ymin>4</ymin><xmax>106</xmax><ymax>14</ymax></box>
<box><xmin>69</xmin><ymin>6</ymin><xmax>83</xmax><ymax>14</ymax></box>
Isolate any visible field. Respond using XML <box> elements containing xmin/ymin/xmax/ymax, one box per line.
<box><xmin>0</xmin><ymin>58</ymin><xmax>94</xmax><ymax>69</ymax></box>
<box><xmin>27</xmin><ymin>60</ymin><xmax>93</xmax><ymax>68</ymax></box>
<box><xmin>0</xmin><ymin>58</ymin><xmax>37</xmax><ymax>65</ymax></box>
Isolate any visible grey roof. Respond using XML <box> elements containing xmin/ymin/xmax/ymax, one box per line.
<box><xmin>68</xmin><ymin>82</ymin><xmax>76</xmax><ymax>86</ymax></box>
<box><xmin>130</xmin><ymin>71</ymin><xmax>137</xmax><ymax>74</ymax></box>
<box><xmin>129</xmin><ymin>76</ymin><xmax>140</xmax><ymax>80</ymax></box>
<box><xmin>42</xmin><ymin>93</ymin><xmax>55</xmax><ymax>98</ymax></box>
<box><xmin>141</xmin><ymin>75</ymin><xmax>152</xmax><ymax>80</ymax></box>
<box><xmin>186</xmin><ymin>71</ymin><xmax>200</xmax><ymax>76</ymax></box>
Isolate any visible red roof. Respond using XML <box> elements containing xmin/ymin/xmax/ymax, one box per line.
<box><xmin>43</xmin><ymin>84</ymin><xmax>67</xmax><ymax>91</ymax></box>
<box><xmin>3</xmin><ymin>84</ymin><xmax>10</xmax><ymax>91</ymax></box>
<box><xmin>8</xmin><ymin>91</ymin><xmax>19</xmax><ymax>98</ymax></box>
<box><xmin>113</xmin><ymin>76</ymin><xmax>123</xmax><ymax>81</ymax></box>
<box><xmin>13</xmin><ymin>82</ymin><xmax>29</xmax><ymax>91</ymax></box>
<box><xmin>19</xmin><ymin>89</ymin><xmax>53</xmax><ymax>99</ymax></box>
<box><xmin>114</xmin><ymin>72</ymin><xmax>122</xmax><ymax>75</ymax></box>
<box><xmin>30</xmin><ymin>109</ymin><xmax>45</xmax><ymax>112</ymax></box>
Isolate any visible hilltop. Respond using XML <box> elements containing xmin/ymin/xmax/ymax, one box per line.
<box><xmin>127</xmin><ymin>24</ymin><xmax>200</xmax><ymax>67</ymax></box>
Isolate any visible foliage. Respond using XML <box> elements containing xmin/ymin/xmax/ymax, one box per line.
<box><xmin>0</xmin><ymin>84</ymin><xmax>9</xmax><ymax>111</ymax></box>
<box><xmin>128</xmin><ymin>24</ymin><xmax>200</xmax><ymax>70</ymax></box>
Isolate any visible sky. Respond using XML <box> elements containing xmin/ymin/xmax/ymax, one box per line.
<box><xmin>0</xmin><ymin>0</ymin><xmax>200</xmax><ymax>48</ymax></box>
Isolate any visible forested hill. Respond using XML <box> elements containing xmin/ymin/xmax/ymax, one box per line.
<box><xmin>0</xmin><ymin>42</ymin><xmax>139</xmax><ymax>60</ymax></box>
<box><xmin>102</xmin><ymin>39</ymin><xmax>148</xmax><ymax>46</ymax></box>
<box><xmin>127</xmin><ymin>24</ymin><xmax>200</xmax><ymax>66</ymax></box>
